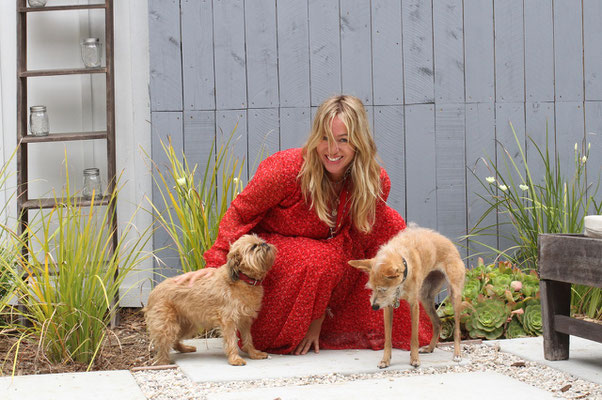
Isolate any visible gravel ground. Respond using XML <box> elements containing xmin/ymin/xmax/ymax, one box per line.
<box><xmin>132</xmin><ymin>344</ymin><xmax>602</xmax><ymax>400</ymax></box>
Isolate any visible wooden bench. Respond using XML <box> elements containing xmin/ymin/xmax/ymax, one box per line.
<box><xmin>538</xmin><ymin>233</ymin><xmax>602</xmax><ymax>360</ymax></box>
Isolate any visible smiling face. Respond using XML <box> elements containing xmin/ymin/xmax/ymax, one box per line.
<box><xmin>316</xmin><ymin>115</ymin><xmax>355</xmax><ymax>182</ymax></box>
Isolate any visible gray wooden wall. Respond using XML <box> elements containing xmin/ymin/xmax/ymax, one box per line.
<box><xmin>149</xmin><ymin>0</ymin><xmax>602</xmax><ymax>274</ymax></box>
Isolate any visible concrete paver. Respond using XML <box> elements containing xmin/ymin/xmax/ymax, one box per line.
<box><xmin>488</xmin><ymin>336</ymin><xmax>602</xmax><ymax>385</ymax></box>
<box><xmin>173</xmin><ymin>338</ymin><xmax>469</xmax><ymax>383</ymax></box>
<box><xmin>205</xmin><ymin>371</ymin><xmax>556</xmax><ymax>400</ymax></box>
<box><xmin>0</xmin><ymin>370</ymin><xmax>146</xmax><ymax>400</ymax></box>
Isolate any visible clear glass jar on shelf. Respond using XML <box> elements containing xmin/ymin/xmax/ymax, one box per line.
<box><xmin>29</xmin><ymin>105</ymin><xmax>49</xmax><ymax>136</ymax></box>
<box><xmin>82</xmin><ymin>168</ymin><xmax>102</xmax><ymax>200</ymax></box>
<box><xmin>27</xmin><ymin>0</ymin><xmax>47</xmax><ymax>7</ymax></box>
<box><xmin>81</xmin><ymin>38</ymin><xmax>102</xmax><ymax>68</ymax></box>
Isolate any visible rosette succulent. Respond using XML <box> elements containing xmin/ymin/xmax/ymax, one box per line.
<box><xmin>439</xmin><ymin>317</ymin><xmax>455</xmax><ymax>341</ymax></box>
<box><xmin>520</xmin><ymin>303</ymin><xmax>543</xmax><ymax>336</ymax></box>
<box><xmin>462</xmin><ymin>279</ymin><xmax>481</xmax><ymax>300</ymax></box>
<box><xmin>467</xmin><ymin>298</ymin><xmax>510</xmax><ymax>340</ymax></box>
<box><xmin>505</xmin><ymin>318</ymin><xmax>527</xmax><ymax>339</ymax></box>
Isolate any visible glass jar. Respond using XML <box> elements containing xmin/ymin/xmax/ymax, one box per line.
<box><xmin>28</xmin><ymin>0</ymin><xmax>47</xmax><ymax>7</ymax></box>
<box><xmin>81</xmin><ymin>38</ymin><xmax>102</xmax><ymax>68</ymax></box>
<box><xmin>29</xmin><ymin>105</ymin><xmax>49</xmax><ymax>136</ymax></box>
<box><xmin>82</xmin><ymin>168</ymin><xmax>102</xmax><ymax>200</ymax></box>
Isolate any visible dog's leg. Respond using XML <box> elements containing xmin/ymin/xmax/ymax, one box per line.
<box><xmin>378</xmin><ymin>305</ymin><xmax>394</xmax><ymax>369</ymax></box>
<box><xmin>419</xmin><ymin>271</ymin><xmax>444</xmax><ymax>354</ymax></box>
<box><xmin>221</xmin><ymin>320</ymin><xmax>246</xmax><ymax>366</ymax></box>
<box><xmin>146</xmin><ymin>306</ymin><xmax>179</xmax><ymax>365</ymax></box>
<box><xmin>173</xmin><ymin>319</ymin><xmax>197</xmax><ymax>354</ymax></box>
<box><xmin>409</xmin><ymin>300</ymin><xmax>421</xmax><ymax>367</ymax></box>
<box><xmin>239</xmin><ymin>316</ymin><xmax>268</xmax><ymax>360</ymax></box>
<box><xmin>450</xmin><ymin>285</ymin><xmax>463</xmax><ymax>362</ymax></box>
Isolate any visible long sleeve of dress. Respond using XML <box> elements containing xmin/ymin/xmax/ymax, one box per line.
<box><xmin>203</xmin><ymin>152</ymin><xmax>298</xmax><ymax>268</ymax></box>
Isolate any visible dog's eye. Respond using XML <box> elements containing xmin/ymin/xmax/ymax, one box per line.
<box><xmin>251</xmin><ymin>244</ymin><xmax>258</xmax><ymax>250</ymax></box>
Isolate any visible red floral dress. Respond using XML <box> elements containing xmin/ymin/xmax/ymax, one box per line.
<box><xmin>204</xmin><ymin>148</ymin><xmax>433</xmax><ymax>354</ymax></box>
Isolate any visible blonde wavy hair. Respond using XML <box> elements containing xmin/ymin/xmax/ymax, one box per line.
<box><xmin>299</xmin><ymin>95</ymin><xmax>382</xmax><ymax>233</ymax></box>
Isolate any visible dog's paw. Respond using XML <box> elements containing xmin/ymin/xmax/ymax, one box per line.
<box><xmin>377</xmin><ymin>360</ymin><xmax>390</xmax><ymax>369</ymax></box>
<box><xmin>453</xmin><ymin>355</ymin><xmax>462</xmax><ymax>363</ymax></box>
<box><xmin>228</xmin><ymin>357</ymin><xmax>247</xmax><ymax>366</ymax></box>
<box><xmin>175</xmin><ymin>344</ymin><xmax>196</xmax><ymax>353</ymax></box>
<box><xmin>418</xmin><ymin>345</ymin><xmax>435</xmax><ymax>354</ymax></box>
<box><xmin>410</xmin><ymin>358</ymin><xmax>421</xmax><ymax>368</ymax></box>
<box><xmin>248</xmin><ymin>351</ymin><xmax>269</xmax><ymax>360</ymax></box>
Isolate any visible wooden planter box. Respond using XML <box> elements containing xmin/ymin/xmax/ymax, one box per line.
<box><xmin>538</xmin><ymin>233</ymin><xmax>602</xmax><ymax>360</ymax></box>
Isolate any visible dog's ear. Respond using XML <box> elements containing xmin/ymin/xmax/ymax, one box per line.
<box><xmin>348</xmin><ymin>259</ymin><xmax>374</xmax><ymax>273</ymax></box>
<box><xmin>227</xmin><ymin>252</ymin><xmax>242</xmax><ymax>281</ymax></box>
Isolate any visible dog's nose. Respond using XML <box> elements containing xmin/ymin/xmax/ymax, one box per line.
<box><xmin>372</xmin><ymin>304</ymin><xmax>380</xmax><ymax>311</ymax></box>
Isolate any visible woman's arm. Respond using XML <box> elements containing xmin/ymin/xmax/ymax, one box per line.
<box><xmin>204</xmin><ymin>151</ymin><xmax>298</xmax><ymax>268</ymax></box>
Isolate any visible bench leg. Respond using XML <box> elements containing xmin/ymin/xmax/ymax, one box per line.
<box><xmin>540</xmin><ymin>279</ymin><xmax>571</xmax><ymax>360</ymax></box>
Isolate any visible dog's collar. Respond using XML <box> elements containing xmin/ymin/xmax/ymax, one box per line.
<box><xmin>393</xmin><ymin>258</ymin><xmax>408</xmax><ymax>309</ymax></box>
<box><xmin>237</xmin><ymin>272</ymin><xmax>263</xmax><ymax>286</ymax></box>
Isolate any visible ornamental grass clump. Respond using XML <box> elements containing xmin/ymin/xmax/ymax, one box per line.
<box><xmin>147</xmin><ymin>129</ymin><xmax>244</xmax><ymax>273</ymax></box>
<box><xmin>2</xmin><ymin>162</ymin><xmax>152</xmax><ymax>368</ymax></box>
<box><xmin>467</xmin><ymin>123</ymin><xmax>602</xmax><ymax>321</ymax></box>
<box><xmin>438</xmin><ymin>259</ymin><xmax>541</xmax><ymax>340</ymax></box>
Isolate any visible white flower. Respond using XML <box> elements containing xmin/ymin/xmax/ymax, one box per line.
<box><xmin>519</xmin><ymin>184</ymin><xmax>529</xmax><ymax>191</ymax></box>
<box><xmin>176</xmin><ymin>177</ymin><xmax>186</xmax><ymax>187</ymax></box>
<box><xmin>485</xmin><ymin>176</ymin><xmax>495</xmax><ymax>184</ymax></box>
<box><xmin>575</xmin><ymin>143</ymin><xmax>578</xmax><ymax>151</ymax></box>
<box><xmin>499</xmin><ymin>184</ymin><xmax>508</xmax><ymax>192</ymax></box>
<box><xmin>582</xmin><ymin>155</ymin><xmax>587</xmax><ymax>164</ymax></box>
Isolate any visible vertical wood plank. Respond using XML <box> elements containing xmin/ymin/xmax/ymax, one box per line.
<box><xmin>494</xmin><ymin>0</ymin><xmax>524</xmax><ymax>103</ymax></box>
<box><xmin>405</xmin><ymin>104</ymin><xmax>436</xmax><ymax>228</ymax></box>
<box><xmin>495</xmin><ymin>102</ymin><xmax>526</xmax><ymax>256</ymax></box>
<box><xmin>402</xmin><ymin>0</ymin><xmax>435</xmax><ymax>104</ymax></box>
<box><xmin>181</xmin><ymin>0</ymin><xmax>215</xmax><ymax>111</ymax></box>
<box><xmin>148</xmin><ymin>0</ymin><xmax>183</xmax><ymax>111</ymax></box>
<box><xmin>245</xmin><ymin>0</ymin><xmax>279</xmax><ymax>108</ymax></box>
<box><xmin>214</xmin><ymin>0</ymin><xmax>247</xmax><ymax>109</ymax></box>
<box><xmin>248</xmin><ymin>108</ymin><xmax>280</xmax><ymax>177</ymax></box>
<box><xmin>555</xmin><ymin>102</ymin><xmax>585</xmax><ymax>181</ymax></box>
<box><xmin>371</xmin><ymin>0</ymin><xmax>403</xmax><ymax>105</ymax></box>
<box><xmin>280</xmin><ymin>107</ymin><xmax>311</xmax><ymax>150</ymax></box>
<box><xmin>216</xmin><ymin>110</ymin><xmax>248</xmax><ymax>183</ymax></box>
<box><xmin>151</xmin><ymin>112</ymin><xmax>184</xmax><ymax>281</ymax></box>
<box><xmin>309</xmin><ymin>0</ymin><xmax>341</xmax><ymax>105</ymax></box>
<box><xmin>554</xmin><ymin>0</ymin><xmax>584</xmax><ymax>102</ymax></box>
<box><xmin>183</xmin><ymin>111</ymin><xmax>215</xmax><ymax>179</ymax></box>
<box><xmin>464</xmin><ymin>0</ymin><xmax>494</xmax><ymax>103</ymax></box>
<box><xmin>277</xmin><ymin>0</ymin><xmax>311</xmax><ymax>107</ymax></box>
<box><xmin>374</xmin><ymin>105</ymin><xmax>405</xmax><ymax>215</ymax></box>
<box><xmin>583</xmin><ymin>0</ymin><xmax>602</xmax><ymax>101</ymax></box>
<box><xmin>465</xmin><ymin>103</ymin><xmax>496</xmax><ymax>266</ymax></box>
<box><xmin>524</xmin><ymin>0</ymin><xmax>554</xmax><ymax>102</ymax></box>
<box><xmin>435</xmin><ymin>104</ymin><xmax>466</xmax><ymax>246</ymax></box>
<box><xmin>584</xmin><ymin>101</ymin><xmax>602</xmax><ymax>208</ymax></box>
<box><xmin>433</xmin><ymin>0</ymin><xmax>464</xmax><ymax>104</ymax></box>
<box><xmin>525</xmin><ymin>102</ymin><xmax>555</xmax><ymax>187</ymax></box>
<box><xmin>340</xmin><ymin>0</ymin><xmax>373</xmax><ymax>105</ymax></box>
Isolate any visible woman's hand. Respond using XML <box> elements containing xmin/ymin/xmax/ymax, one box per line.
<box><xmin>173</xmin><ymin>268</ymin><xmax>214</xmax><ymax>286</ymax></box>
<box><xmin>294</xmin><ymin>314</ymin><xmax>325</xmax><ymax>355</ymax></box>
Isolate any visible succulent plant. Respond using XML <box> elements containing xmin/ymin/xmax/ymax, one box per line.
<box><xmin>466</xmin><ymin>297</ymin><xmax>509</xmax><ymax>340</ymax></box>
<box><xmin>520</xmin><ymin>302</ymin><xmax>543</xmax><ymax>336</ymax></box>
<box><xmin>439</xmin><ymin>317</ymin><xmax>455</xmax><ymax>341</ymax></box>
<box><xmin>505</xmin><ymin>317</ymin><xmax>527</xmax><ymax>339</ymax></box>
<box><xmin>462</xmin><ymin>279</ymin><xmax>481</xmax><ymax>300</ymax></box>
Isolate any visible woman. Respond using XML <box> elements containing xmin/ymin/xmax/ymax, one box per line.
<box><xmin>175</xmin><ymin>95</ymin><xmax>433</xmax><ymax>355</ymax></box>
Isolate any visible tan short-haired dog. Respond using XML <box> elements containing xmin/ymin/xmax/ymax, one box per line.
<box><xmin>349</xmin><ymin>224</ymin><xmax>465</xmax><ymax>368</ymax></box>
<box><xmin>144</xmin><ymin>234</ymin><xmax>276</xmax><ymax>366</ymax></box>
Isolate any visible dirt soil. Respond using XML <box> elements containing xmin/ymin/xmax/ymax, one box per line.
<box><xmin>0</xmin><ymin>308</ymin><xmax>153</xmax><ymax>376</ymax></box>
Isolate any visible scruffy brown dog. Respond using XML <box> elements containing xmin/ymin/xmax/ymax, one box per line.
<box><xmin>349</xmin><ymin>224</ymin><xmax>465</xmax><ymax>369</ymax></box>
<box><xmin>144</xmin><ymin>234</ymin><xmax>276</xmax><ymax>366</ymax></box>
